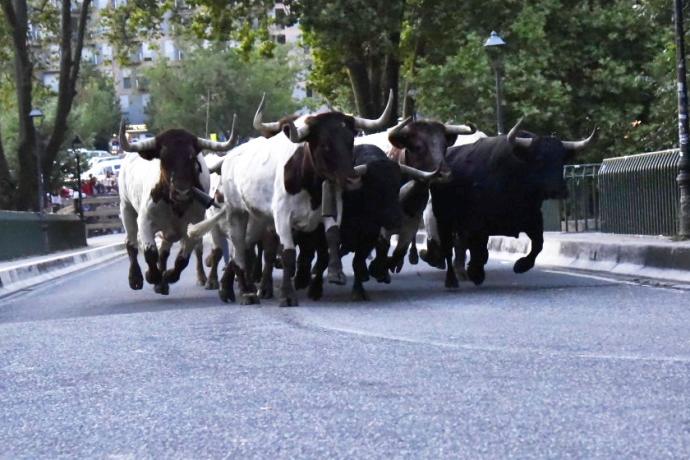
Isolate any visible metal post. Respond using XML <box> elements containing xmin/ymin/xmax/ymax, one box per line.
<box><xmin>205</xmin><ymin>88</ymin><xmax>211</xmax><ymax>138</ymax></box>
<box><xmin>675</xmin><ymin>0</ymin><xmax>690</xmax><ymax>237</ymax></box>
<box><xmin>494</xmin><ymin>66</ymin><xmax>505</xmax><ymax>135</ymax></box>
<box><xmin>75</xmin><ymin>151</ymin><xmax>84</xmax><ymax>221</ymax></box>
<box><xmin>35</xmin><ymin>131</ymin><xmax>48</xmax><ymax>252</ymax></box>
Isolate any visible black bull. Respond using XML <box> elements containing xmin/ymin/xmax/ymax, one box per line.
<box><xmin>430</xmin><ymin>121</ymin><xmax>596</xmax><ymax>287</ymax></box>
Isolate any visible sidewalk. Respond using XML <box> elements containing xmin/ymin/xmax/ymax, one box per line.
<box><xmin>0</xmin><ymin>234</ymin><xmax>125</xmax><ymax>298</ymax></box>
<box><xmin>484</xmin><ymin>231</ymin><xmax>690</xmax><ymax>284</ymax></box>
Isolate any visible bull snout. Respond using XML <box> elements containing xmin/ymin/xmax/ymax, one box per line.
<box><xmin>170</xmin><ymin>187</ymin><xmax>192</xmax><ymax>203</ymax></box>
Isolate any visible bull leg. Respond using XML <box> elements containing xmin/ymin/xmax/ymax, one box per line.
<box><xmin>453</xmin><ymin>234</ymin><xmax>468</xmax><ymax>281</ymax></box>
<box><xmin>138</xmin><ymin>213</ymin><xmax>162</xmax><ymax>286</ymax></box>
<box><xmin>514</xmin><ymin>223</ymin><xmax>544</xmax><ymax>274</ymax></box>
<box><xmin>121</xmin><ymin>203</ymin><xmax>143</xmax><ymax>290</ymax></box>
<box><xmin>205</xmin><ymin>225</ymin><xmax>225</xmax><ymax>290</ymax></box>
<box><xmin>162</xmin><ymin>237</ymin><xmax>198</xmax><ymax>285</ymax></box>
<box><xmin>437</xmin><ymin>218</ymin><xmax>458</xmax><ymax>289</ymax></box>
<box><xmin>420</xmin><ymin>237</ymin><xmax>447</xmax><ymax>270</ymax></box>
<box><xmin>154</xmin><ymin>238</ymin><xmax>173</xmax><ymax>295</ymax></box>
<box><xmin>369</xmin><ymin>231</ymin><xmax>391</xmax><ymax>284</ymax></box>
<box><xmin>258</xmin><ymin>231</ymin><xmax>278</xmax><ymax>299</ymax></box>
<box><xmin>308</xmin><ymin>230</ymin><xmax>328</xmax><ymax>301</ymax></box>
<box><xmin>295</xmin><ymin>229</ymin><xmax>316</xmax><ymax>290</ymax></box>
<box><xmin>323</xmin><ymin>218</ymin><xmax>346</xmax><ymax>285</ymax></box>
<box><xmin>252</xmin><ymin>242</ymin><xmax>264</xmax><ymax>284</ymax></box>
<box><xmin>126</xmin><ymin>243</ymin><xmax>143</xmax><ymax>290</ymax></box>
<box><xmin>195</xmin><ymin>243</ymin><xmax>207</xmax><ymax>286</ymax></box>
<box><xmin>467</xmin><ymin>233</ymin><xmax>489</xmax><ymax>286</ymax></box>
<box><xmin>228</xmin><ymin>212</ymin><xmax>259</xmax><ymax>305</ymax></box>
<box><xmin>218</xmin><ymin>262</ymin><xmax>236</xmax><ymax>303</ymax></box>
<box><xmin>389</xmin><ymin>214</ymin><xmax>419</xmax><ymax>273</ymax></box>
<box><xmin>351</xmin><ymin>248</ymin><xmax>370</xmax><ymax>301</ymax></box>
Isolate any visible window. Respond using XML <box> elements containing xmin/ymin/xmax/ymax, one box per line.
<box><xmin>276</xmin><ymin>34</ymin><xmax>286</xmax><ymax>44</ymax></box>
<box><xmin>123</xmin><ymin>77</ymin><xmax>132</xmax><ymax>89</ymax></box>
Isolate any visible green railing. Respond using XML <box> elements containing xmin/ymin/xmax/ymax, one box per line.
<box><xmin>598</xmin><ymin>149</ymin><xmax>681</xmax><ymax>236</ymax></box>
<box><xmin>561</xmin><ymin>164</ymin><xmax>600</xmax><ymax>232</ymax></box>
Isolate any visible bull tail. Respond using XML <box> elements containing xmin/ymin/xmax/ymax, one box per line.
<box><xmin>187</xmin><ymin>205</ymin><xmax>228</xmax><ymax>240</ymax></box>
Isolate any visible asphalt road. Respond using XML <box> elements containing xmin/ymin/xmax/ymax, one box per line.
<box><xmin>1</xmin><ymin>252</ymin><xmax>690</xmax><ymax>458</ymax></box>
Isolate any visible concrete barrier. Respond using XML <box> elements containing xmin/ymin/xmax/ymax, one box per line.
<box><xmin>0</xmin><ymin>211</ymin><xmax>87</xmax><ymax>260</ymax></box>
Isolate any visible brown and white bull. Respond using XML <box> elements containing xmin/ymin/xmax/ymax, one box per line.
<box><xmin>119</xmin><ymin>120</ymin><xmax>235</xmax><ymax>294</ymax></box>
<box><xmin>188</xmin><ymin>93</ymin><xmax>394</xmax><ymax>306</ymax></box>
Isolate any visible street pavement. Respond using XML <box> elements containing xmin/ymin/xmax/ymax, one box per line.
<box><xmin>1</xmin><ymin>252</ymin><xmax>690</xmax><ymax>458</ymax></box>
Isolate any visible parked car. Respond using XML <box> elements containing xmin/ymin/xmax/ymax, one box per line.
<box><xmin>81</xmin><ymin>158</ymin><xmax>122</xmax><ymax>182</ymax></box>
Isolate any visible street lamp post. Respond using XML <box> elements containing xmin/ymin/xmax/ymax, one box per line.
<box><xmin>675</xmin><ymin>0</ymin><xmax>690</xmax><ymax>238</ymax></box>
<box><xmin>29</xmin><ymin>108</ymin><xmax>47</xmax><ymax>252</ymax></box>
<box><xmin>484</xmin><ymin>31</ymin><xmax>507</xmax><ymax>135</ymax></box>
<box><xmin>72</xmin><ymin>136</ymin><xmax>84</xmax><ymax>221</ymax></box>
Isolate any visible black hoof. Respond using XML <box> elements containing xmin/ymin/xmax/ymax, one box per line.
<box><xmin>280</xmin><ymin>295</ymin><xmax>299</xmax><ymax>307</ymax></box>
<box><xmin>388</xmin><ymin>255</ymin><xmax>404</xmax><ymax>273</ymax></box>
<box><xmin>145</xmin><ymin>269</ymin><xmax>162</xmax><ymax>285</ymax></box>
<box><xmin>327</xmin><ymin>269</ymin><xmax>347</xmax><ymax>285</ymax></box>
<box><xmin>351</xmin><ymin>287</ymin><xmax>369</xmax><ymax>301</ymax></box>
<box><xmin>205</xmin><ymin>278</ymin><xmax>219</xmax><ymax>290</ymax></box>
<box><xmin>307</xmin><ymin>281</ymin><xmax>323</xmax><ymax>300</ymax></box>
<box><xmin>467</xmin><ymin>264</ymin><xmax>485</xmax><ymax>286</ymax></box>
<box><xmin>129</xmin><ymin>266</ymin><xmax>144</xmax><ymax>290</ymax></box>
<box><xmin>295</xmin><ymin>270</ymin><xmax>310</xmax><ymax>290</ymax></box>
<box><xmin>239</xmin><ymin>293</ymin><xmax>260</xmax><ymax>305</ymax></box>
<box><xmin>445</xmin><ymin>275</ymin><xmax>459</xmax><ymax>289</ymax></box>
<box><xmin>259</xmin><ymin>286</ymin><xmax>274</xmax><ymax>299</ymax></box>
<box><xmin>196</xmin><ymin>274</ymin><xmax>208</xmax><ymax>287</ymax></box>
<box><xmin>162</xmin><ymin>269</ymin><xmax>180</xmax><ymax>284</ymax></box>
<box><xmin>219</xmin><ymin>287</ymin><xmax>236</xmax><ymax>303</ymax></box>
<box><xmin>513</xmin><ymin>257</ymin><xmax>535</xmax><ymax>274</ymax></box>
<box><xmin>408</xmin><ymin>249</ymin><xmax>419</xmax><ymax>265</ymax></box>
<box><xmin>154</xmin><ymin>282</ymin><xmax>170</xmax><ymax>295</ymax></box>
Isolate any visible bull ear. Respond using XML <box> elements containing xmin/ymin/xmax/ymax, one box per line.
<box><xmin>389</xmin><ymin>130</ymin><xmax>407</xmax><ymax>149</ymax></box>
<box><xmin>445</xmin><ymin>133</ymin><xmax>459</xmax><ymax>147</ymax></box>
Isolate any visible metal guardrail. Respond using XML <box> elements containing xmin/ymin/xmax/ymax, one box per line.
<box><xmin>561</xmin><ymin>164</ymin><xmax>600</xmax><ymax>232</ymax></box>
<box><xmin>598</xmin><ymin>149</ymin><xmax>681</xmax><ymax>236</ymax></box>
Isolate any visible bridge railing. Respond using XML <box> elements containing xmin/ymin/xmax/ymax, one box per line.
<box><xmin>598</xmin><ymin>149</ymin><xmax>681</xmax><ymax>236</ymax></box>
<box><xmin>561</xmin><ymin>164</ymin><xmax>601</xmax><ymax>232</ymax></box>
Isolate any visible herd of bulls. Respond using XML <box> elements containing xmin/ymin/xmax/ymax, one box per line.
<box><xmin>118</xmin><ymin>91</ymin><xmax>596</xmax><ymax>306</ymax></box>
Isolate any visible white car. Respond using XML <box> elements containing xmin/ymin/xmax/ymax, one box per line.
<box><xmin>81</xmin><ymin>158</ymin><xmax>122</xmax><ymax>182</ymax></box>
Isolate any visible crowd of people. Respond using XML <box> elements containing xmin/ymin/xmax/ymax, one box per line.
<box><xmin>48</xmin><ymin>171</ymin><xmax>119</xmax><ymax>213</ymax></box>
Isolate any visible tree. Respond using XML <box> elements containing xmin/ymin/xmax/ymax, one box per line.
<box><xmin>144</xmin><ymin>44</ymin><xmax>299</xmax><ymax>137</ymax></box>
<box><xmin>0</xmin><ymin>0</ymin><xmax>92</xmax><ymax>210</ymax></box>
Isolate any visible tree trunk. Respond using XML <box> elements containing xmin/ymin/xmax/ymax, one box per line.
<box><xmin>0</xmin><ymin>125</ymin><xmax>15</xmax><ymax>209</ymax></box>
<box><xmin>42</xmin><ymin>0</ymin><xmax>92</xmax><ymax>179</ymax></box>
<box><xmin>1</xmin><ymin>0</ymin><xmax>38</xmax><ymax>211</ymax></box>
<box><xmin>346</xmin><ymin>57</ymin><xmax>375</xmax><ymax>119</ymax></box>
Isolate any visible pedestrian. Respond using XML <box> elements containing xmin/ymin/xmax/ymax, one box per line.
<box><xmin>82</xmin><ymin>174</ymin><xmax>95</xmax><ymax>196</ymax></box>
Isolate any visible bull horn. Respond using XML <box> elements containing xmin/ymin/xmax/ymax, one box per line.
<box><xmin>387</xmin><ymin>116</ymin><xmax>413</xmax><ymax>138</ymax></box>
<box><xmin>353</xmin><ymin>89</ymin><xmax>394</xmax><ymax>131</ymax></box>
<box><xmin>191</xmin><ymin>186</ymin><xmax>220</xmax><ymax>209</ymax></box>
<box><xmin>253</xmin><ymin>93</ymin><xmax>282</xmax><ymax>133</ymax></box>
<box><xmin>445</xmin><ymin>121</ymin><xmax>477</xmax><ymax>135</ymax></box>
<box><xmin>286</xmin><ymin>120</ymin><xmax>310</xmax><ymax>143</ymax></box>
<box><xmin>562</xmin><ymin>127</ymin><xmax>598</xmax><ymax>152</ymax></box>
<box><xmin>353</xmin><ymin>164</ymin><xmax>368</xmax><ymax>177</ymax></box>
<box><xmin>398</xmin><ymin>180</ymin><xmax>418</xmax><ymax>203</ymax></box>
<box><xmin>119</xmin><ymin>118</ymin><xmax>156</xmax><ymax>152</ymax></box>
<box><xmin>197</xmin><ymin>113</ymin><xmax>237</xmax><ymax>153</ymax></box>
<box><xmin>507</xmin><ymin>117</ymin><xmax>533</xmax><ymax>149</ymax></box>
<box><xmin>399</xmin><ymin>164</ymin><xmax>440</xmax><ymax>182</ymax></box>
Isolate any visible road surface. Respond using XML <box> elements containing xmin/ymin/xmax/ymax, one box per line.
<box><xmin>1</xmin><ymin>252</ymin><xmax>689</xmax><ymax>458</ymax></box>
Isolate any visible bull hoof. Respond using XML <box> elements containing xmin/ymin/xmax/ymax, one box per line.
<box><xmin>204</xmin><ymin>254</ymin><xmax>214</xmax><ymax>268</ymax></box>
<box><xmin>307</xmin><ymin>280</ymin><xmax>323</xmax><ymax>300</ymax></box>
<box><xmin>455</xmin><ymin>266</ymin><xmax>468</xmax><ymax>281</ymax></box>
<box><xmin>219</xmin><ymin>287</ymin><xmax>236</xmax><ymax>303</ymax></box>
<box><xmin>408</xmin><ymin>248</ymin><xmax>419</xmax><ymax>265</ymax></box>
<box><xmin>419</xmin><ymin>248</ymin><xmax>446</xmax><ymax>270</ymax></box>
<box><xmin>280</xmin><ymin>295</ymin><xmax>299</xmax><ymax>307</ymax></box>
<box><xmin>154</xmin><ymin>282</ymin><xmax>170</xmax><ymax>295</ymax></box>
<box><xmin>145</xmin><ymin>269</ymin><xmax>162</xmax><ymax>285</ymax></box>
<box><xmin>196</xmin><ymin>273</ymin><xmax>208</xmax><ymax>287</ymax></box>
<box><xmin>295</xmin><ymin>269</ymin><xmax>311</xmax><ymax>290</ymax></box>
<box><xmin>259</xmin><ymin>285</ymin><xmax>274</xmax><ymax>299</ymax></box>
<box><xmin>162</xmin><ymin>269</ymin><xmax>181</xmax><ymax>284</ymax></box>
<box><xmin>205</xmin><ymin>278</ymin><xmax>219</xmax><ymax>290</ymax></box>
<box><xmin>239</xmin><ymin>293</ymin><xmax>260</xmax><ymax>306</ymax></box>
<box><xmin>513</xmin><ymin>257</ymin><xmax>535</xmax><ymax>274</ymax></box>
<box><xmin>351</xmin><ymin>286</ymin><xmax>369</xmax><ymax>301</ymax></box>
<box><xmin>388</xmin><ymin>255</ymin><xmax>404</xmax><ymax>273</ymax></box>
<box><xmin>129</xmin><ymin>266</ymin><xmax>144</xmax><ymax>290</ymax></box>
<box><xmin>368</xmin><ymin>259</ymin><xmax>389</xmax><ymax>283</ymax></box>
<box><xmin>467</xmin><ymin>264</ymin><xmax>485</xmax><ymax>286</ymax></box>
<box><xmin>327</xmin><ymin>269</ymin><xmax>347</xmax><ymax>285</ymax></box>
<box><xmin>445</xmin><ymin>273</ymin><xmax>459</xmax><ymax>289</ymax></box>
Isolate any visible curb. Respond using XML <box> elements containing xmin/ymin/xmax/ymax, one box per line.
<box><xmin>486</xmin><ymin>235</ymin><xmax>690</xmax><ymax>284</ymax></box>
<box><xmin>0</xmin><ymin>242</ymin><xmax>126</xmax><ymax>298</ymax></box>
<box><xmin>411</xmin><ymin>232</ymin><xmax>690</xmax><ymax>284</ymax></box>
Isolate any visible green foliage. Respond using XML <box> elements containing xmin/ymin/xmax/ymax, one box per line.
<box><xmin>69</xmin><ymin>65</ymin><xmax>120</xmax><ymax>150</ymax></box>
<box><xmin>414</xmin><ymin>0</ymin><xmax>687</xmax><ymax>162</ymax></box>
<box><xmin>144</xmin><ymin>45</ymin><xmax>299</xmax><ymax>137</ymax></box>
